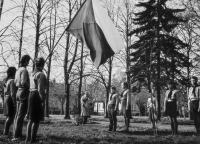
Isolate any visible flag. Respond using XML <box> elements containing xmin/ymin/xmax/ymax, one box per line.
<box><xmin>66</xmin><ymin>0</ymin><xmax>124</xmax><ymax>68</ymax></box>
<box><xmin>0</xmin><ymin>0</ymin><xmax>4</xmax><ymax>20</ymax></box>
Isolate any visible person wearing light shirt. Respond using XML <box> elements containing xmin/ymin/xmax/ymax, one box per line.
<box><xmin>187</xmin><ymin>76</ymin><xmax>200</xmax><ymax>135</ymax></box>
<box><xmin>164</xmin><ymin>81</ymin><xmax>180</xmax><ymax>136</ymax></box>
<box><xmin>121</xmin><ymin>82</ymin><xmax>131</xmax><ymax>132</ymax></box>
<box><xmin>26</xmin><ymin>57</ymin><xmax>46</xmax><ymax>143</ymax></box>
<box><xmin>13</xmin><ymin>55</ymin><xmax>30</xmax><ymax>141</ymax></box>
<box><xmin>81</xmin><ymin>92</ymin><xmax>91</xmax><ymax>124</ymax></box>
<box><xmin>147</xmin><ymin>92</ymin><xmax>158</xmax><ymax>135</ymax></box>
<box><xmin>107</xmin><ymin>86</ymin><xmax>119</xmax><ymax>132</ymax></box>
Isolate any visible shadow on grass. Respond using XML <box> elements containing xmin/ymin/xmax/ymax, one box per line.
<box><xmin>48</xmin><ymin>135</ymin><xmax>126</xmax><ymax>144</ymax></box>
<box><xmin>116</xmin><ymin>128</ymin><xmax>196</xmax><ymax>137</ymax></box>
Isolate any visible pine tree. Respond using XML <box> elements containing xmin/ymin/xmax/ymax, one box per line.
<box><xmin>129</xmin><ymin>0</ymin><xmax>189</xmax><ymax>119</ymax></box>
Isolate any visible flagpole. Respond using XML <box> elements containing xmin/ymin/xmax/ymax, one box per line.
<box><xmin>45</xmin><ymin>0</ymin><xmax>88</xmax><ymax>62</ymax></box>
<box><xmin>45</xmin><ymin>28</ymin><xmax>67</xmax><ymax>62</ymax></box>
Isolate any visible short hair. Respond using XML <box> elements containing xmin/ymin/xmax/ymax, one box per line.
<box><xmin>111</xmin><ymin>86</ymin><xmax>116</xmax><ymax>91</ymax></box>
<box><xmin>5</xmin><ymin>67</ymin><xmax>17</xmax><ymax>85</ymax></box>
<box><xmin>35</xmin><ymin>57</ymin><xmax>45</xmax><ymax>68</ymax></box>
<box><xmin>6</xmin><ymin>67</ymin><xmax>17</xmax><ymax>77</ymax></box>
<box><xmin>167</xmin><ymin>80</ymin><xmax>176</xmax><ymax>89</ymax></box>
<box><xmin>191</xmin><ymin>76</ymin><xmax>198</xmax><ymax>82</ymax></box>
<box><xmin>20</xmin><ymin>55</ymin><xmax>31</xmax><ymax>65</ymax></box>
<box><xmin>122</xmin><ymin>82</ymin><xmax>128</xmax><ymax>88</ymax></box>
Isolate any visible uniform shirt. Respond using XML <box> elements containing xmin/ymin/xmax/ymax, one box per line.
<box><xmin>187</xmin><ymin>86</ymin><xmax>200</xmax><ymax>110</ymax></box>
<box><xmin>4</xmin><ymin>79</ymin><xmax>17</xmax><ymax>103</ymax></box>
<box><xmin>108</xmin><ymin>93</ymin><xmax>119</xmax><ymax>109</ymax></box>
<box><xmin>121</xmin><ymin>89</ymin><xmax>131</xmax><ymax>109</ymax></box>
<box><xmin>14</xmin><ymin>67</ymin><xmax>29</xmax><ymax>89</ymax></box>
<box><xmin>147</xmin><ymin>96</ymin><xmax>157</xmax><ymax>110</ymax></box>
<box><xmin>30</xmin><ymin>71</ymin><xmax>46</xmax><ymax>99</ymax></box>
<box><xmin>164</xmin><ymin>89</ymin><xmax>180</xmax><ymax>110</ymax></box>
<box><xmin>187</xmin><ymin>86</ymin><xmax>200</xmax><ymax>100</ymax></box>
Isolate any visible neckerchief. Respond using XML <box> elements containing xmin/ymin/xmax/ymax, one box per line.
<box><xmin>121</xmin><ymin>89</ymin><xmax>126</xmax><ymax>98</ymax></box>
<box><xmin>168</xmin><ymin>90</ymin><xmax>173</xmax><ymax>99</ymax></box>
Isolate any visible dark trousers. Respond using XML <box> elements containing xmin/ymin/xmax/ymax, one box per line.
<box><xmin>191</xmin><ymin>100</ymin><xmax>200</xmax><ymax>132</ymax></box>
<box><xmin>108</xmin><ymin>106</ymin><xmax>117</xmax><ymax>131</ymax></box>
<box><xmin>13</xmin><ymin>100</ymin><xmax>27</xmax><ymax>137</ymax></box>
<box><xmin>82</xmin><ymin>116</ymin><xmax>88</xmax><ymax>124</ymax></box>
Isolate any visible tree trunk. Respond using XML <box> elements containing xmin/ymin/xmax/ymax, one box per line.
<box><xmin>45</xmin><ymin>55</ymin><xmax>52</xmax><ymax>117</ymax></box>
<box><xmin>0</xmin><ymin>0</ymin><xmax>4</xmax><ymax>20</ymax></box>
<box><xmin>105</xmin><ymin>58</ymin><xmax>112</xmax><ymax>118</ymax></box>
<box><xmin>156</xmin><ymin>0</ymin><xmax>161</xmax><ymax>120</ymax></box>
<box><xmin>19</xmin><ymin>0</ymin><xmax>28</xmax><ymax>66</ymax></box>
<box><xmin>61</xmin><ymin>102</ymin><xmax>64</xmax><ymax>115</ymax></box>
<box><xmin>64</xmin><ymin>32</ymin><xmax>70</xmax><ymax>119</ymax></box>
<box><xmin>33</xmin><ymin>0</ymin><xmax>41</xmax><ymax>70</ymax></box>
<box><xmin>78</xmin><ymin>44</ymin><xmax>84</xmax><ymax>114</ymax></box>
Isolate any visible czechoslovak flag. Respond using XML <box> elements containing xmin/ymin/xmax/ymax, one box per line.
<box><xmin>66</xmin><ymin>0</ymin><xmax>124</xmax><ymax>68</ymax></box>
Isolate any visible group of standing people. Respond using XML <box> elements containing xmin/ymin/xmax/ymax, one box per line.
<box><xmin>107</xmin><ymin>82</ymin><xmax>131</xmax><ymax>132</ymax></box>
<box><xmin>107</xmin><ymin>77</ymin><xmax>200</xmax><ymax>136</ymax></box>
<box><xmin>2</xmin><ymin>55</ymin><xmax>46</xmax><ymax>143</ymax></box>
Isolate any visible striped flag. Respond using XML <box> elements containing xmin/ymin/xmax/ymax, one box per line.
<box><xmin>0</xmin><ymin>0</ymin><xmax>4</xmax><ymax>20</ymax></box>
<box><xmin>66</xmin><ymin>0</ymin><xmax>124</xmax><ymax>68</ymax></box>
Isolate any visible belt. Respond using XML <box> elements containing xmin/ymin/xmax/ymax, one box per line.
<box><xmin>30</xmin><ymin>89</ymin><xmax>38</xmax><ymax>91</ymax></box>
<box><xmin>167</xmin><ymin>99</ymin><xmax>176</xmax><ymax>102</ymax></box>
<box><xmin>191</xmin><ymin>98</ymin><xmax>199</xmax><ymax>101</ymax></box>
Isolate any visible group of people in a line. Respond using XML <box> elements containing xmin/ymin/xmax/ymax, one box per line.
<box><xmin>2</xmin><ymin>55</ymin><xmax>46</xmax><ymax>143</ymax></box>
<box><xmin>2</xmin><ymin>55</ymin><xmax>200</xmax><ymax>143</ymax></box>
<box><xmin>107</xmin><ymin>77</ymin><xmax>200</xmax><ymax>136</ymax></box>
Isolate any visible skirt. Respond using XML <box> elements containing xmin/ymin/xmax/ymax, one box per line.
<box><xmin>191</xmin><ymin>100</ymin><xmax>200</xmax><ymax>114</ymax></box>
<box><xmin>165</xmin><ymin>101</ymin><xmax>178</xmax><ymax>117</ymax></box>
<box><xmin>3</xmin><ymin>95</ymin><xmax>15</xmax><ymax>117</ymax></box>
<box><xmin>27</xmin><ymin>91</ymin><xmax>44</xmax><ymax>122</ymax></box>
<box><xmin>121</xmin><ymin>99</ymin><xmax>131</xmax><ymax>118</ymax></box>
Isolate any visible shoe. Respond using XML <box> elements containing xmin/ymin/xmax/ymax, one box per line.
<box><xmin>112</xmin><ymin>129</ymin><xmax>116</xmax><ymax>132</ymax></box>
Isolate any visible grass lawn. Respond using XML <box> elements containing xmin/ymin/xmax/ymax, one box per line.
<box><xmin>0</xmin><ymin>115</ymin><xmax>200</xmax><ymax>144</ymax></box>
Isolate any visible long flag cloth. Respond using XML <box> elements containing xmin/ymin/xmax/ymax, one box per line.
<box><xmin>66</xmin><ymin>0</ymin><xmax>124</xmax><ymax>68</ymax></box>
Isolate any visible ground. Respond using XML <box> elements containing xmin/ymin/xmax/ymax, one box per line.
<box><xmin>0</xmin><ymin>115</ymin><xmax>200</xmax><ymax>144</ymax></box>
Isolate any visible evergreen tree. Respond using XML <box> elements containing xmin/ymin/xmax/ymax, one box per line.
<box><xmin>129</xmin><ymin>0</ymin><xmax>189</xmax><ymax>119</ymax></box>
